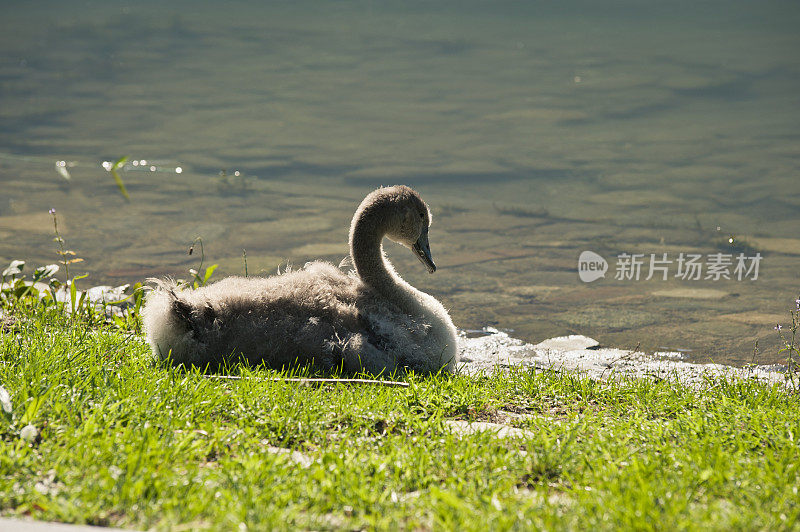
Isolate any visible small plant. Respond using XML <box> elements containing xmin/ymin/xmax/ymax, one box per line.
<box><xmin>774</xmin><ymin>295</ymin><xmax>800</xmax><ymax>390</ymax></box>
<box><xmin>50</xmin><ymin>208</ymin><xmax>89</xmax><ymax>315</ymax></box>
<box><xmin>103</xmin><ymin>281</ymin><xmax>146</xmax><ymax>334</ymax></box>
<box><xmin>185</xmin><ymin>237</ymin><xmax>218</xmax><ymax>289</ymax></box>
<box><xmin>1</xmin><ymin>208</ymin><xmax>145</xmax><ymax>332</ymax></box>
<box><xmin>0</xmin><ymin>260</ymin><xmax>60</xmax><ymax>311</ymax></box>
<box><xmin>102</xmin><ymin>155</ymin><xmax>131</xmax><ymax>201</ymax></box>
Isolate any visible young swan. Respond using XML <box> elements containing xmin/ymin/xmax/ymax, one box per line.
<box><xmin>142</xmin><ymin>185</ymin><xmax>459</xmax><ymax>375</ymax></box>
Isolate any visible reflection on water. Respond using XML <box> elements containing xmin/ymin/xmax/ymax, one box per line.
<box><xmin>1</xmin><ymin>1</ymin><xmax>798</xmax><ymax>366</ymax></box>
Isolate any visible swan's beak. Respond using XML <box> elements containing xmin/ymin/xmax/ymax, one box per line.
<box><xmin>412</xmin><ymin>229</ymin><xmax>436</xmax><ymax>273</ymax></box>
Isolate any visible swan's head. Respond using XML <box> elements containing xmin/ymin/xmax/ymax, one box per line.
<box><xmin>391</xmin><ymin>189</ymin><xmax>436</xmax><ymax>274</ymax></box>
<box><xmin>353</xmin><ymin>185</ymin><xmax>437</xmax><ymax>273</ymax></box>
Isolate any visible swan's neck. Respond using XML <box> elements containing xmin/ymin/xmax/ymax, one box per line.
<box><xmin>350</xmin><ymin>215</ymin><xmax>422</xmax><ymax>314</ymax></box>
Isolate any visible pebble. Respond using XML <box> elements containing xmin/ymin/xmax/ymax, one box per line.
<box><xmin>264</xmin><ymin>445</ymin><xmax>314</xmax><ymax>468</ymax></box>
<box><xmin>533</xmin><ymin>335</ymin><xmax>599</xmax><ymax>351</ymax></box>
<box><xmin>0</xmin><ymin>385</ymin><xmax>11</xmax><ymax>414</ymax></box>
<box><xmin>444</xmin><ymin>420</ymin><xmax>535</xmax><ymax>440</ymax></box>
<box><xmin>20</xmin><ymin>424</ymin><xmax>39</xmax><ymax>443</ymax></box>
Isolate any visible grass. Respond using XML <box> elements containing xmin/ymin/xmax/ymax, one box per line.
<box><xmin>1</xmin><ymin>303</ymin><xmax>799</xmax><ymax>530</ymax></box>
<box><xmin>1</xmin><ymin>213</ymin><xmax>798</xmax><ymax>529</ymax></box>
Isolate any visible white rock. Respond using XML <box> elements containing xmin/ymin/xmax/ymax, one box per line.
<box><xmin>533</xmin><ymin>335</ymin><xmax>599</xmax><ymax>351</ymax></box>
<box><xmin>0</xmin><ymin>386</ymin><xmax>11</xmax><ymax>414</ymax></box>
<box><xmin>444</xmin><ymin>420</ymin><xmax>534</xmax><ymax>440</ymax></box>
<box><xmin>265</xmin><ymin>445</ymin><xmax>314</xmax><ymax>468</ymax></box>
<box><xmin>457</xmin><ymin>329</ymin><xmax>790</xmax><ymax>388</ymax></box>
<box><xmin>20</xmin><ymin>424</ymin><xmax>39</xmax><ymax>442</ymax></box>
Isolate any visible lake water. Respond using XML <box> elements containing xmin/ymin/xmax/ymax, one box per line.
<box><xmin>1</xmin><ymin>0</ymin><xmax>798</xmax><ymax>366</ymax></box>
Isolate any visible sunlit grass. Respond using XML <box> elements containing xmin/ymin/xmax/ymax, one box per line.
<box><xmin>1</xmin><ymin>304</ymin><xmax>798</xmax><ymax>530</ymax></box>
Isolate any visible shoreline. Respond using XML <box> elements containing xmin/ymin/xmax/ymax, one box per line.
<box><xmin>459</xmin><ymin>329</ymin><xmax>794</xmax><ymax>389</ymax></box>
<box><xmin>2</xmin><ymin>281</ymin><xmax>795</xmax><ymax>389</ymax></box>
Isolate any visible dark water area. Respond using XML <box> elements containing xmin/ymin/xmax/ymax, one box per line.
<box><xmin>1</xmin><ymin>0</ymin><xmax>799</xmax><ymax>366</ymax></box>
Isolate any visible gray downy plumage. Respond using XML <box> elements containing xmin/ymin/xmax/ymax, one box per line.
<box><xmin>141</xmin><ymin>185</ymin><xmax>459</xmax><ymax>375</ymax></box>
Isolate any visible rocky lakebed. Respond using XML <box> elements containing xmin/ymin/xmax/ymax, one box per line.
<box><xmin>458</xmin><ymin>328</ymin><xmax>790</xmax><ymax>388</ymax></box>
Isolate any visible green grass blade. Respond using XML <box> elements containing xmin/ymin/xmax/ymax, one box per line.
<box><xmin>109</xmin><ymin>168</ymin><xmax>131</xmax><ymax>201</ymax></box>
<box><xmin>112</xmin><ymin>156</ymin><xmax>129</xmax><ymax>170</ymax></box>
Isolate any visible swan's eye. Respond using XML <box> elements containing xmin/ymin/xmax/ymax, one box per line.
<box><xmin>419</xmin><ymin>212</ymin><xmax>425</xmax><ymax>218</ymax></box>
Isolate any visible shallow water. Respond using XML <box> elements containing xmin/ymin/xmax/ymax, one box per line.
<box><xmin>1</xmin><ymin>1</ymin><xmax>798</xmax><ymax>366</ymax></box>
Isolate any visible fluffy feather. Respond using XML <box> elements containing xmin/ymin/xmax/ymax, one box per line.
<box><xmin>142</xmin><ymin>185</ymin><xmax>459</xmax><ymax>375</ymax></box>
